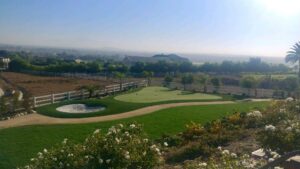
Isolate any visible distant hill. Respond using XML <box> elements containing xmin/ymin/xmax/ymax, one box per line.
<box><xmin>152</xmin><ymin>54</ymin><xmax>189</xmax><ymax>62</ymax></box>
<box><xmin>123</xmin><ymin>54</ymin><xmax>190</xmax><ymax>64</ymax></box>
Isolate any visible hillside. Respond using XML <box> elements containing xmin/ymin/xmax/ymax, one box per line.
<box><xmin>123</xmin><ymin>54</ymin><xmax>190</xmax><ymax>64</ymax></box>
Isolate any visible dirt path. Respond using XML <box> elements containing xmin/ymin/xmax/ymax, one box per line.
<box><xmin>0</xmin><ymin>101</ymin><xmax>235</xmax><ymax>129</ymax></box>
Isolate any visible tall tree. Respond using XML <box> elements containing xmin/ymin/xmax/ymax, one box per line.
<box><xmin>240</xmin><ymin>76</ymin><xmax>257</xmax><ymax>96</ymax></box>
<box><xmin>142</xmin><ymin>71</ymin><xmax>154</xmax><ymax>86</ymax></box>
<box><xmin>210</xmin><ymin>77</ymin><xmax>220</xmax><ymax>93</ymax></box>
<box><xmin>114</xmin><ymin>72</ymin><xmax>126</xmax><ymax>91</ymax></box>
<box><xmin>164</xmin><ymin>75</ymin><xmax>173</xmax><ymax>87</ymax></box>
<box><xmin>181</xmin><ymin>74</ymin><xmax>194</xmax><ymax>91</ymax></box>
<box><xmin>286</xmin><ymin>42</ymin><xmax>300</xmax><ymax>79</ymax></box>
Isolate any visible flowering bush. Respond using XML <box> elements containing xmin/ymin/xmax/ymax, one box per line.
<box><xmin>258</xmin><ymin>120</ymin><xmax>300</xmax><ymax>154</ymax></box>
<box><xmin>19</xmin><ymin>123</ymin><xmax>162</xmax><ymax>169</ymax></box>
<box><xmin>181</xmin><ymin>122</ymin><xmax>206</xmax><ymax>142</ymax></box>
<box><xmin>184</xmin><ymin>148</ymin><xmax>266</xmax><ymax>169</ymax></box>
<box><xmin>257</xmin><ymin>101</ymin><xmax>300</xmax><ymax>154</ymax></box>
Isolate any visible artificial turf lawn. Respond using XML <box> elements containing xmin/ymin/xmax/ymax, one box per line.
<box><xmin>0</xmin><ymin>101</ymin><xmax>269</xmax><ymax>168</ymax></box>
<box><xmin>115</xmin><ymin>86</ymin><xmax>222</xmax><ymax>103</ymax></box>
<box><xmin>36</xmin><ymin>88</ymin><xmax>227</xmax><ymax>118</ymax></box>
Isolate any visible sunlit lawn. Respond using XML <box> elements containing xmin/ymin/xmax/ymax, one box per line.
<box><xmin>115</xmin><ymin>86</ymin><xmax>222</xmax><ymax>103</ymax></box>
<box><xmin>0</xmin><ymin>101</ymin><xmax>269</xmax><ymax>169</ymax></box>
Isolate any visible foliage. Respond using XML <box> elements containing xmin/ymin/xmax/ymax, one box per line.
<box><xmin>19</xmin><ymin>123</ymin><xmax>162</xmax><ymax>169</ymax></box>
<box><xmin>220</xmin><ymin>77</ymin><xmax>239</xmax><ymax>86</ymax></box>
<box><xmin>184</xmin><ymin>148</ymin><xmax>265</xmax><ymax>169</ymax></box>
<box><xmin>257</xmin><ymin>101</ymin><xmax>300</xmax><ymax>154</ymax></box>
<box><xmin>240</xmin><ymin>76</ymin><xmax>256</xmax><ymax>89</ymax></box>
<box><xmin>199</xmin><ymin>58</ymin><xmax>289</xmax><ymax>73</ymax></box>
<box><xmin>163</xmin><ymin>75</ymin><xmax>173</xmax><ymax>87</ymax></box>
<box><xmin>166</xmin><ymin>142</ymin><xmax>212</xmax><ymax>163</ymax></box>
<box><xmin>257</xmin><ymin>75</ymin><xmax>299</xmax><ymax>91</ymax></box>
<box><xmin>142</xmin><ymin>71</ymin><xmax>154</xmax><ymax>85</ymax></box>
<box><xmin>22</xmin><ymin>92</ymin><xmax>33</xmax><ymax>113</ymax></box>
<box><xmin>181</xmin><ymin>74</ymin><xmax>194</xmax><ymax>90</ymax></box>
<box><xmin>210</xmin><ymin>78</ymin><xmax>220</xmax><ymax>88</ymax></box>
<box><xmin>157</xmin><ymin>134</ymin><xmax>183</xmax><ymax>147</ymax></box>
<box><xmin>286</xmin><ymin>41</ymin><xmax>300</xmax><ymax>78</ymax></box>
<box><xmin>0</xmin><ymin>96</ymin><xmax>8</xmax><ymax>117</ymax></box>
<box><xmin>181</xmin><ymin>122</ymin><xmax>205</xmax><ymax>141</ymax></box>
<box><xmin>3</xmin><ymin>50</ymin><xmax>290</xmax><ymax>75</ymax></box>
<box><xmin>78</xmin><ymin>85</ymin><xmax>101</xmax><ymax>98</ymax></box>
<box><xmin>0</xmin><ymin>102</ymin><xmax>268</xmax><ymax>169</ymax></box>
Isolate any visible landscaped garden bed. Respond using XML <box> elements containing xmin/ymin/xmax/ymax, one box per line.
<box><xmin>0</xmin><ymin>101</ymin><xmax>268</xmax><ymax>168</ymax></box>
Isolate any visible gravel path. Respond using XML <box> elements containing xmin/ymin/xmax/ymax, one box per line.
<box><xmin>0</xmin><ymin>101</ymin><xmax>235</xmax><ymax>129</ymax></box>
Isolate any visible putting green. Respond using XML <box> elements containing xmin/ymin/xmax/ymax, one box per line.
<box><xmin>115</xmin><ymin>86</ymin><xmax>222</xmax><ymax>103</ymax></box>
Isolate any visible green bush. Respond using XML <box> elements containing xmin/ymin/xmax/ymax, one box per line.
<box><xmin>166</xmin><ymin>142</ymin><xmax>212</xmax><ymax>163</ymax></box>
<box><xmin>257</xmin><ymin>101</ymin><xmax>300</xmax><ymax>154</ymax></box>
<box><xmin>158</xmin><ymin>134</ymin><xmax>183</xmax><ymax>147</ymax></box>
<box><xmin>181</xmin><ymin>122</ymin><xmax>206</xmax><ymax>142</ymax></box>
<box><xmin>184</xmin><ymin>148</ymin><xmax>265</xmax><ymax>169</ymax></box>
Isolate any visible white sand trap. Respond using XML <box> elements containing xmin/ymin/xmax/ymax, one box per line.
<box><xmin>56</xmin><ymin>104</ymin><xmax>105</xmax><ymax>114</ymax></box>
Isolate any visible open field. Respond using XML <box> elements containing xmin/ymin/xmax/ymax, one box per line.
<box><xmin>0</xmin><ymin>72</ymin><xmax>116</xmax><ymax>96</ymax></box>
<box><xmin>115</xmin><ymin>86</ymin><xmax>222</xmax><ymax>103</ymax></box>
<box><xmin>0</xmin><ymin>101</ymin><xmax>269</xmax><ymax>168</ymax></box>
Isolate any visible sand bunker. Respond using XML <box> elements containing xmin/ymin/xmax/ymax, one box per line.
<box><xmin>56</xmin><ymin>104</ymin><xmax>105</xmax><ymax>114</ymax></box>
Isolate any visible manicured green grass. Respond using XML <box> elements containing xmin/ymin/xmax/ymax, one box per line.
<box><xmin>36</xmin><ymin>98</ymin><xmax>148</xmax><ymax>118</ymax></box>
<box><xmin>115</xmin><ymin>86</ymin><xmax>222</xmax><ymax>103</ymax></box>
<box><xmin>37</xmin><ymin>88</ymin><xmax>228</xmax><ymax>118</ymax></box>
<box><xmin>0</xmin><ymin>101</ymin><xmax>269</xmax><ymax>169</ymax></box>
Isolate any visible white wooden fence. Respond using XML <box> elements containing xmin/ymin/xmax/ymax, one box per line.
<box><xmin>33</xmin><ymin>80</ymin><xmax>147</xmax><ymax>107</ymax></box>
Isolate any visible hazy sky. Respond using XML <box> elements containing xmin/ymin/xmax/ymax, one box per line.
<box><xmin>1</xmin><ymin>0</ymin><xmax>300</xmax><ymax>57</ymax></box>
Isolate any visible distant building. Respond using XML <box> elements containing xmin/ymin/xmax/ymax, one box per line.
<box><xmin>75</xmin><ymin>59</ymin><xmax>84</xmax><ymax>64</ymax></box>
<box><xmin>0</xmin><ymin>57</ymin><xmax>10</xmax><ymax>70</ymax></box>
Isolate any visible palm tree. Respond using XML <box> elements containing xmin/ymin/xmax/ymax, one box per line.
<box><xmin>286</xmin><ymin>42</ymin><xmax>300</xmax><ymax>79</ymax></box>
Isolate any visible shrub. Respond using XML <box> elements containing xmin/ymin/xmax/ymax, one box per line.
<box><xmin>166</xmin><ymin>142</ymin><xmax>212</xmax><ymax>163</ymax></box>
<box><xmin>20</xmin><ymin>123</ymin><xmax>162</xmax><ymax>169</ymax></box>
<box><xmin>257</xmin><ymin>101</ymin><xmax>300</xmax><ymax>154</ymax></box>
<box><xmin>158</xmin><ymin>134</ymin><xmax>183</xmax><ymax>147</ymax></box>
<box><xmin>181</xmin><ymin>122</ymin><xmax>206</xmax><ymax>142</ymax></box>
<box><xmin>184</xmin><ymin>148</ymin><xmax>266</xmax><ymax>169</ymax></box>
<box><xmin>257</xmin><ymin>121</ymin><xmax>300</xmax><ymax>154</ymax></box>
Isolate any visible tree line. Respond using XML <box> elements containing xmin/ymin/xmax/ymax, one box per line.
<box><xmin>3</xmin><ymin>51</ymin><xmax>290</xmax><ymax>75</ymax></box>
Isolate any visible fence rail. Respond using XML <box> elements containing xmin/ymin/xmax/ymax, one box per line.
<box><xmin>33</xmin><ymin>80</ymin><xmax>147</xmax><ymax>107</ymax></box>
<box><xmin>150</xmin><ymin>80</ymin><xmax>290</xmax><ymax>98</ymax></box>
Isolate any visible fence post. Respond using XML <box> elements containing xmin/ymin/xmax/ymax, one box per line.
<box><xmin>33</xmin><ymin>96</ymin><xmax>36</xmax><ymax>107</ymax></box>
<box><xmin>51</xmin><ymin>94</ymin><xmax>55</xmax><ymax>104</ymax></box>
<box><xmin>68</xmin><ymin>92</ymin><xmax>71</xmax><ymax>100</ymax></box>
<box><xmin>81</xmin><ymin>89</ymin><xmax>84</xmax><ymax>99</ymax></box>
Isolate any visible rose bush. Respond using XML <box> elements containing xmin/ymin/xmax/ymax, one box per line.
<box><xmin>257</xmin><ymin>101</ymin><xmax>300</xmax><ymax>154</ymax></box>
<box><xmin>184</xmin><ymin>148</ymin><xmax>266</xmax><ymax>169</ymax></box>
<box><xmin>19</xmin><ymin>123</ymin><xmax>162</xmax><ymax>169</ymax></box>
